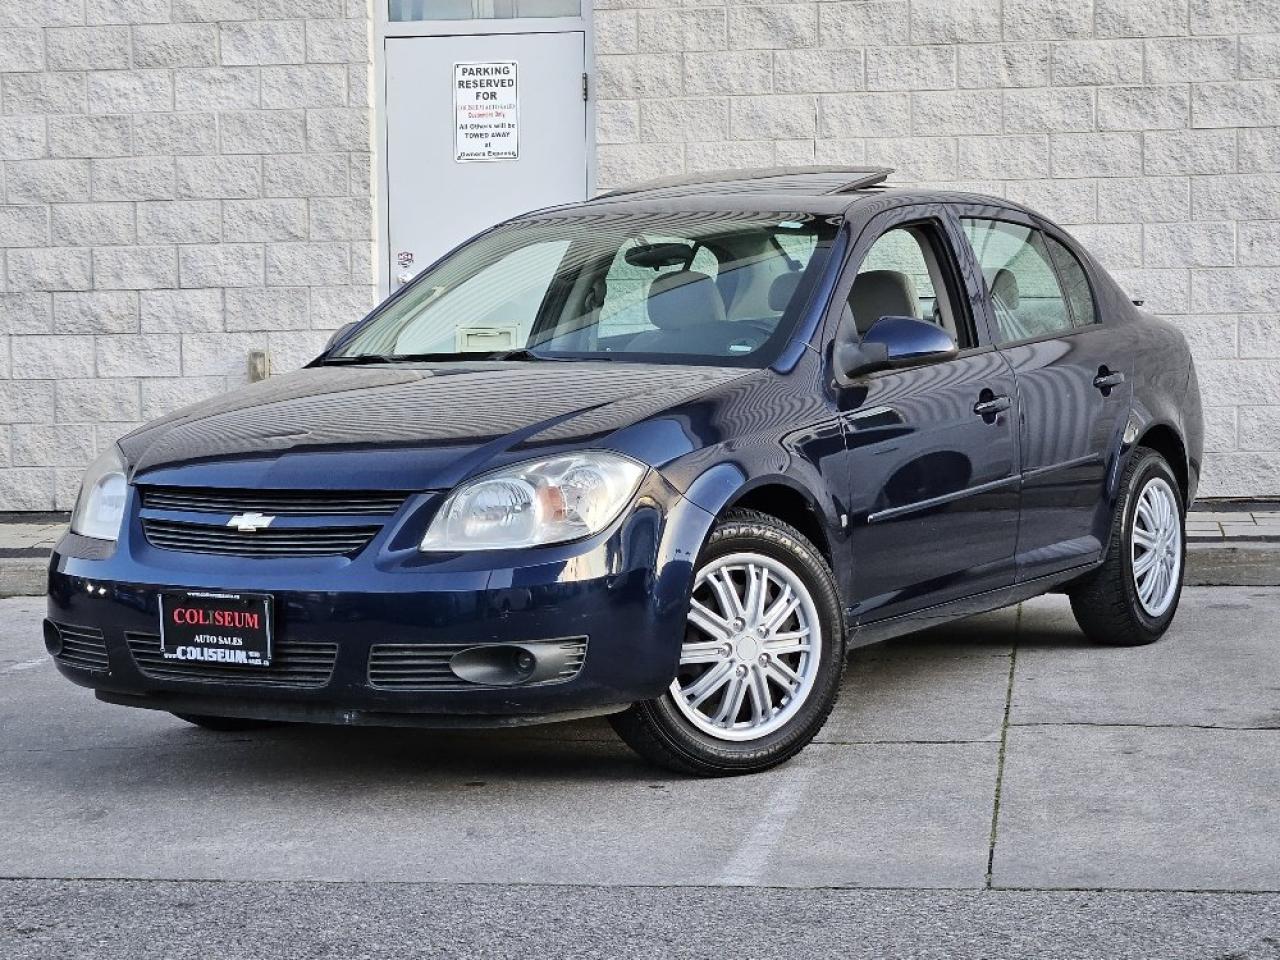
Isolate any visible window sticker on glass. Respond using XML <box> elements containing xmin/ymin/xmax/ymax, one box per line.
<box><xmin>455</xmin><ymin>61</ymin><xmax>519</xmax><ymax>162</ymax></box>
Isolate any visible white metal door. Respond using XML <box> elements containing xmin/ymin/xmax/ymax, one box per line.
<box><xmin>385</xmin><ymin>32</ymin><xmax>588</xmax><ymax>287</ymax></box>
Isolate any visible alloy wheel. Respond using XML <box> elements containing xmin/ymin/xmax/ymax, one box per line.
<box><xmin>670</xmin><ymin>551</ymin><xmax>822</xmax><ymax>742</ymax></box>
<box><xmin>1130</xmin><ymin>476</ymin><xmax>1182</xmax><ymax>618</ymax></box>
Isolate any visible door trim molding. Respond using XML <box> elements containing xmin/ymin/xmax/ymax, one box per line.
<box><xmin>866</xmin><ymin>474</ymin><xmax>1021</xmax><ymax>525</ymax></box>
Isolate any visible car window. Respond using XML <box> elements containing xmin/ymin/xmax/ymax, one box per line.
<box><xmin>334</xmin><ymin>212</ymin><xmax>839</xmax><ymax>367</ymax></box>
<box><xmin>1043</xmin><ymin>234</ymin><xmax>1098</xmax><ymax>328</ymax></box>
<box><xmin>961</xmin><ymin>219</ymin><xmax>1073</xmax><ymax>344</ymax></box>
<box><xmin>849</xmin><ymin>224</ymin><xmax>971</xmax><ymax>348</ymax></box>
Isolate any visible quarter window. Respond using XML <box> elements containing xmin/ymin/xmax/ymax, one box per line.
<box><xmin>961</xmin><ymin>219</ymin><xmax>1073</xmax><ymax>344</ymax></box>
<box><xmin>1044</xmin><ymin>234</ymin><xmax>1098</xmax><ymax>328</ymax></box>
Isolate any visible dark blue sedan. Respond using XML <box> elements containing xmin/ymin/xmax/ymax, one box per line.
<box><xmin>46</xmin><ymin>168</ymin><xmax>1203</xmax><ymax>776</ymax></box>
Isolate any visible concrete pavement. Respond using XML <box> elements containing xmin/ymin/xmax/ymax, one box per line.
<box><xmin>3</xmin><ymin>587</ymin><xmax>1279</xmax><ymax>957</ymax></box>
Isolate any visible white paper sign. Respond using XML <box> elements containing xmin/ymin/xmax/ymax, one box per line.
<box><xmin>454</xmin><ymin>61</ymin><xmax>519</xmax><ymax>163</ymax></box>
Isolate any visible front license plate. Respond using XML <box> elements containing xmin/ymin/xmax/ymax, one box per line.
<box><xmin>159</xmin><ymin>591</ymin><xmax>274</xmax><ymax>668</ymax></box>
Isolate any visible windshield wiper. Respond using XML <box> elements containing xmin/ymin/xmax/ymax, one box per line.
<box><xmin>319</xmin><ymin>352</ymin><xmax>466</xmax><ymax>366</ymax></box>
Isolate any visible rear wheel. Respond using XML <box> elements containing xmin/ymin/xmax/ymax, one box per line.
<box><xmin>171</xmin><ymin>713</ymin><xmax>281</xmax><ymax>732</ymax></box>
<box><xmin>610</xmin><ymin>509</ymin><xmax>844</xmax><ymax>776</ymax></box>
<box><xmin>1069</xmin><ymin>448</ymin><xmax>1185</xmax><ymax>646</ymax></box>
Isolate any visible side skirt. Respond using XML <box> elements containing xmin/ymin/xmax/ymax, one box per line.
<box><xmin>845</xmin><ymin>562</ymin><xmax>1101</xmax><ymax>649</ymax></box>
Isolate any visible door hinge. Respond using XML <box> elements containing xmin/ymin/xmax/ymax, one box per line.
<box><xmin>582</xmin><ymin>72</ymin><xmax>589</xmax><ymax>102</ymax></box>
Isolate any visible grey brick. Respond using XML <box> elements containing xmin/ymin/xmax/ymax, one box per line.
<box><xmin>1003</xmin><ymin>88</ymin><xmax>1094</xmax><ymax>133</ymax></box>
<box><xmin>1191</xmin><ymin>267</ymin><xmax>1280</xmax><ymax>314</ymax></box>
<box><xmin>178</xmin><ymin>244</ymin><xmax>265</xmax><ymax>288</ymax></box>
<box><xmin>0</xmin><ymin>468</ymin><xmax>56</xmax><ymax>511</ymax></box>
<box><xmin>865</xmin><ymin>137</ymin><xmax>957</xmax><ymax>180</ymax></box>
<box><xmin>1098</xmin><ymin>85</ymin><xmax>1189</xmax><ymax>130</ymax></box>
<box><xmin>0</xmin><ymin>379</ymin><xmax>55</xmax><ymax>422</ymax></box>
<box><xmin>87</xmin><ymin>70</ymin><xmax>173</xmax><ymax>114</ymax></box>
<box><xmin>48</xmin><ymin>115</ymin><xmax>131</xmax><ymax>158</ymax></box>
<box><xmin>304</xmin><ymin>107</ymin><xmax>368</xmax><ymax>152</ymax></box>
<box><xmin>0</xmin><ymin>27</ymin><xmax>45</xmax><ymax>71</ymax></box>
<box><xmin>55</xmin><ymin>378</ymin><xmax>140</xmax><ymax>422</ymax></box>
<box><xmin>220</xmin><ymin>110</ymin><xmax>307</xmax><ymax>154</ymax></box>
<box><xmin>867</xmin><ymin>45</ymin><xmax>956</xmax><ymax>91</ymax></box>
<box><xmin>819</xmin><ymin>1</ymin><xmax>909</xmax><ymax>46</ymax></box>
<box><xmin>180</xmin><ymin>331</ymin><xmax>262</xmax><ymax>377</ymax></box>
<box><xmin>3</xmin><ymin>72</ymin><xmax>86</xmax><ymax>114</ymax></box>
<box><xmin>1144</xmin><ymin>129</ymin><xmax>1238</xmax><ymax>176</ymax></box>
<box><xmin>310</xmin><ymin>284</ymin><xmax>373</xmax><ymax>328</ymax></box>
<box><xmin>1193</xmin><ymin>174</ymin><xmax>1280</xmax><ymax>221</ymax></box>
<box><xmin>10</xmin><ymin>334</ymin><xmax>95</xmax><ymax>379</ymax></box>
<box><xmin>910</xmin><ymin>0</ymin><xmax>1000</xmax><ymax>43</ymax></box>
<box><xmin>137</xmin><ymin>201</ymin><xmax>222</xmax><ymax>244</ymax></box>
<box><xmin>305</xmin><ymin>17</ymin><xmax>368</xmax><ymax>63</ymax></box>
<box><xmin>53</xmin><ymin>291</ymin><xmax>139</xmax><ymax>334</ymax></box>
<box><xmin>262</xmin><ymin>64</ymin><xmax>347</xmax><ymax>109</ymax></box>
<box><xmin>0</xmin><ymin>206</ymin><xmax>49</xmax><ymax>247</ymax></box>
<box><xmin>51</xmin><ymin>204</ymin><xmax>136</xmax><ymax>246</ymax></box>
<box><xmin>1004</xmin><ymin>0</ymin><xmax>1094</xmax><ymax>39</ymax></box>
<box><xmin>0</xmin><ymin>293</ymin><xmax>52</xmax><ymax>335</ymax></box>
<box><xmin>595</xmin><ymin>10</ymin><xmax>636</xmax><ymax>55</ymax></box>
<box><xmin>267</xmin><ymin>329</ymin><xmax>330</xmax><ymax>371</ymax></box>
<box><xmin>958</xmin><ymin>43</ymin><xmax>1051</xmax><ymax>89</ymax></box>
<box><xmin>261</xmin><ymin>0</ymin><xmax>344</xmax><ymax>16</ymax></box>
<box><xmin>913</xmin><ymin>90</ymin><xmax>1001</xmax><ymax>135</ymax></box>
<box><xmin>731</xmin><ymin>95</ymin><xmax>816</xmax><ymax>139</ymax></box>
<box><xmin>12</xmin><ymin>423</ymin><xmax>96</xmax><ymax>467</ymax></box>
<box><xmin>1240</xmin><ymin>128</ymin><xmax>1280</xmax><ymax>171</ymax></box>
<box><xmin>1111</xmin><ymin>267</ymin><xmax>1191</xmax><ymax>314</ymax></box>
<box><xmin>1240</xmin><ymin>221</ymin><xmax>1280</xmax><ymax>266</ymax></box>
<box><xmin>265</xmin><ymin>242</ymin><xmax>348</xmax><ymax>286</ymax></box>
<box><xmin>597</xmin><ymin>100</ymin><xmax>639</xmax><ymax>144</ymax></box>
<box><xmin>309</xmin><ymin>197</ymin><xmax>369</xmax><ymax>241</ymax></box>
<box><xmin>0</xmin><ymin>116</ymin><xmax>45</xmax><ymax>159</ymax></box>
<box><xmin>637</xmin><ymin>8</ymin><xmax>724</xmax><ymax>53</ymax></box>
<box><xmin>1145</xmin><ymin>222</ymin><xmax>1238</xmax><ymax>268</ymax></box>
<box><xmin>92</xmin><ymin>157</ymin><xmax>176</xmax><ymax>202</ymax></box>
<box><xmin>1241</xmin><ymin>35</ymin><xmax>1280</xmax><ymax>79</ymax></box>
<box><xmin>1052</xmin><ymin>41</ymin><xmax>1144</xmax><ymax>86</ymax></box>
<box><xmin>172</xmin><ymin>0</ymin><xmax>256</xmax><ymax>21</ymax></box>
<box><xmin>1239</xmin><ymin>314</ymin><xmax>1280</xmax><ymax>357</ymax></box>
<box><xmin>819</xmin><ymin>93</ymin><xmax>911</xmax><ymax>138</ymax></box>
<box><xmin>93</xmin><ymin>246</ymin><xmax>178</xmax><ymax>290</ymax></box>
<box><xmin>225</xmin><ymin>286</ymin><xmax>310</xmax><ymax>331</ymax></box>
<box><xmin>96</xmin><ymin>334</ymin><xmax>181</xmax><ymax>377</ymax></box>
<box><xmin>598</xmin><ymin>53</ymin><xmax>683</xmax><ymax>100</ymax></box>
<box><xmin>6</xmin><ymin>159</ymin><xmax>89</xmax><ymax>203</ymax></box>
<box><xmin>223</xmin><ymin>198</ymin><xmax>309</xmax><ymax>242</ymax></box>
<box><xmin>1006</xmin><ymin>179</ymin><xmax>1098</xmax><ymax>223</ymax></box>
<box><xmin>1096</xmin><ymin>0</ymin><xmax>1189</xmax><ymax>37</ymax></box>
<box><xmin>597</xmin><ymin>143</ymin><xmax>680</xmax><ymax>188</ymax></box>
<box><xmin>87</xmin><ymin>0</ymin><xmax>169</xmax><ymax>24</ymax></box>
<box><xmin>132</xmin><ymin>23</ymin><xmax>219</xmax><ymax>68</ymax></box>
<box><xmin>133</xmin><ymin>113</ymin><xmax>219</xmax><ymax>156</ymax></box>
<box><xmin>222</xmin><ymin>20</ymin><xmax>305</xmax><ymax>66</ymax></box>
<box><xmin>46</xmin><ymin>25</ymin><xmax>131</xmax><ymax>70</ymax></box>
<box><xmin>7</xmin><ymin>248</ymin><xmax>92</xmax><ymax>292</ymax></box>
<box><xmin>639</xmin><ymin>98</ymin><xmax>729</xmax><ymax>143</ymax></box>
<box><xmin>1053</xmin><ymin>132</ymin><xmax>1144</xmax><ymax>182</ymax></box>
<box><xmin>1061</xmin><ymin>223</ymin><xmax>1143</xmax><ymax>270</ymax></box>
<box><xmin>1145</xmin><ymin>37</ymin><xmax>1237</xmax><ymax>83</ymax></box>
<box><xmin>176</xmin><ymin>156</ymin><xmax>262</xmax><ymax>200</ymax></box>
<box><xmin>775</xmin><ymin>49</ymin><xmax>863</xmax><ymax>94</ymax></box>
<box><xmin>685</xmin><ymin>51</ymin><xmax>772</xmax><ymax>96</ymax></box>
<box><xmin>263</xmin><ymin>154</ymin><xmax>347</xmax><ymax>197</ymax></box>
<box><xmin>173</xmin><ymin>68</ymin><xmax>260</xmax><ymax>112</ymax></box>
<box><xmin>1193</xmin><ymin>81</ymin><xmax>1280</xmax><ymax>129</ymax></box>
<box><xmin>140</xmin><ymin>288</ymin><xmax>224</xmax><ymax>333</ymax></box>
<box><xmin>957</xmin><ymin>135</ymin><xmax>1050</xmax><ymax>179</ymax></box>
<box><xmin>728</xmin><ymin>4</ymin><xmax>816</xmax><ymax>50</ymax></box>
<box><xmin>140</xmin><ymin>376</ymin><xmax>226</xmax><ymax>420</ymax></box>
<box><xmin>1190</xmin><ymin>0</ymin><xmax>1280</xmax><ymax>35</ymax></box>
<box><xmin>1097</xmin><ymin>177</ymin><xmax>1191</xmax><ymax>222</ymax></box>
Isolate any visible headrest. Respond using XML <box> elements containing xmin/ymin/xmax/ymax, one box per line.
<box><xmin>849</xmin><ymin>269</ymin><xmax>918</xmax><ymax>333</ymax></box>
<box><xmin>768</xmin><ymin>271</ymin><xmax>802</xmax><ymax>312</ymax></box>
<box><xmin>646</xmin><ymin>271</ymin><xmax>726</xmax><ymax>331</ymax></box>
<box><xmin>991</xmin><ymin>268</ymin><xmax>1020</xmax><ymax>310</ymax></box>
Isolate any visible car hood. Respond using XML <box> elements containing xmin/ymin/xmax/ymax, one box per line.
<box><xmin>121</xmin><ymin>361</ymin><xmax>753</xmax><ymax>491</ymax></box>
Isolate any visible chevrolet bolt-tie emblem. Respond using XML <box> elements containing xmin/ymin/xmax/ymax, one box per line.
<box><xmin>227</xmin><ymin>512</ymin><xmax>275</xmax><ymax>533</ymax></box>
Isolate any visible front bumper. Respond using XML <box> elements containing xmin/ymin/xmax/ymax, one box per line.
<box><xmin>46</xmin><ymin>490</ymin><xmax>714</xmax><ymax>728</ymax></box>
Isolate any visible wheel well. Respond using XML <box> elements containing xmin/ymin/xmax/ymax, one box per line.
<box><xmin>1138</xmin><ymin>425</ymin><xmax>1189</xmax><ymax>504</ymax></box>
<box><xmin>726</xmin><ymin>485</ymin><xmax>833</xmax><ymax>566</ymax></box>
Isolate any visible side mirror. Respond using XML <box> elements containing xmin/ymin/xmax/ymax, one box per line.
<box><xmin>324</xmin><ymin>321</ymin><xmax>357</xmax><ymax>351</ymax></box>
<box><xmin>837</xmin><ymin>315</ymin><xmax>958</xmax><ymax>380</ymax></box>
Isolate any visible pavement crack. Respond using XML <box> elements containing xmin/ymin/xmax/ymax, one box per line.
<box><xmin>985</xmin><ymin>603</ymin><xmax>1019</xmax><ymax>889</ymax></box>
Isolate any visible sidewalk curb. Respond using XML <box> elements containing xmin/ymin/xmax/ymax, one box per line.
<box><xmin>3</xmin><ymin>543</ymin><xmax>1279</xmax><ymax>599</ymax></box>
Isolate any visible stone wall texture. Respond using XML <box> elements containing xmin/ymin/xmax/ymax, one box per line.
<box><xmin>2</xmin><ymin>0</ymin><xmax>1279</xmax><ymax>506</ymax></box>
<box><xmin>0</xmin><ymin>0</ymin><xmax>375</xmax><ymax>510</ymax></box>
<box><xmin>594</xmin><ymin>0</ymin><xmax>1280</xmax><ymax>498</ymax></box>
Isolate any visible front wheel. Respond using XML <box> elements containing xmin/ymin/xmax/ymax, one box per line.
<box><xmin>610</xmin><ymin>509</ymin><xmax>845</xmax><ymax>776</ymax></box>
<box><xmin>1069</xmin><ymin>448</ymin><xmax>1185</xmax><ymax>646</ymax></box>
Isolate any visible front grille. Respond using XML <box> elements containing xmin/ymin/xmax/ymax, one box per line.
<box><xmin>126</xmin><ymin>633</ymin><xmax>337</xmax><ymax>688</ymax></box>
<box><xmin>368</xmin><ymin>638</ymin><xmax>588</xmax><ymax>690</ymax></box>
<box><xmin>139</xmin><ymin>486</ymin><xmax>406</xmax><ymax>517</ymax></box>
<box><xmin>52</xmin><ymin>624</ymin><xmax>110</xmax><ymax>673</ymax></box>
<box><xmin>142</xmin><ymin>519</ymin><xmax>380</xmax><ymax>557</ymax></box>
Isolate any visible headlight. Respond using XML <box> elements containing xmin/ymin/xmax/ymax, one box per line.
<box><xmin>421</xmin><ymin>451</ymin><xmax>647</xmax><ymax>551</ymax></box>
<box><xmin>70</xmin><ymin>445</ymin><xmax>128</xmax><ymax>541</ymax></box>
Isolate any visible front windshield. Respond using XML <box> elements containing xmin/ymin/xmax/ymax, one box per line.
<box><xmin>332</xmin><ymin>212</ymin><xmax>839</xmax><ymax>367</ymax></box>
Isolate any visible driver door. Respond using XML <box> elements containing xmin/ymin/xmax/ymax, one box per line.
<box><xmin>833</xmin><ymin>206</ymin><xmax>1020</xmax><ymax>624</ymax></box>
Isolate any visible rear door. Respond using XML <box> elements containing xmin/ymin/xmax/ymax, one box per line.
<box><xmin>957</xmin><ymin>207</ymin><xmax>1134</xmax><ymax>581</ymax></box>
<box><xmin>833</xmin><ymin>205</ymin><xmax>1020</xmax><ymax>624</ymax></box>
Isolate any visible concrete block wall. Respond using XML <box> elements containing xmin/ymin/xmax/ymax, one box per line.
<box><xmin>0</xmin><ymin>0</ymin><xmax>375</xmax><ymax>510</ymax></box>
<box><xmin>595</xmin><ymin>0</ymin><xmax>1280</xmax><ymax>498</ymax></box>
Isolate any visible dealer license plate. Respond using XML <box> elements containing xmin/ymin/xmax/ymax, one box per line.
<box><xmin>159</xmin><ymin>591</ymin><xmax>274</xmax><ymax>668</ymax></box>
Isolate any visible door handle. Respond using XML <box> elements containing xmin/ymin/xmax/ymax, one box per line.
<box><xmin>1094</xmin><ymin>367</ymin><xmax>1126</xmax><ymax>395</ymax></box>
<box><xmin>973</xmin><ymin>393</ymin><xmax>1011</xmax><ymax>420</ymax></box>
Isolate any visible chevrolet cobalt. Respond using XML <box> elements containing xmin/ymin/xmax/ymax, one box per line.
<box><xmin>47</xmin><ymin>168</ymin><xmax>1203</xmax><ymax>776</ymax></box>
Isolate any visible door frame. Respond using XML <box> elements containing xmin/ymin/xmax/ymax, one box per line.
<box><xmin>373</xmin><ymin>3</ymin><xmax>596</xmax><ymax>296</ymax></box>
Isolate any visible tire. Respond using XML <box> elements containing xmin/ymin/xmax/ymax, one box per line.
<box><xmin>610</xmin><ymin>508</ymin><xmax>845</xmax><ymax>777</ymax></box>
<box><xmin>171</xmin><ymin>713</ymin><xmax>281</xmax><ymax>732</ymax></box>
<box><xmin>1068</xmin><ymin>447</ymin><xmax>1185</xmax><ymax>646</ymax></box>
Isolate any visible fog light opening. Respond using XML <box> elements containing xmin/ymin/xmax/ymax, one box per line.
<box><xmin>43</xmin><ymin>620</ymin><xmax>63</xmax><ymax>656</ymax></box>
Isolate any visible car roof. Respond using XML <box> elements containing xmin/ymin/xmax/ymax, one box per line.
<box><xmin>514</xmin><ymin>167</ymin><xmax>1039</xmax><ymax>222</ymax></box>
